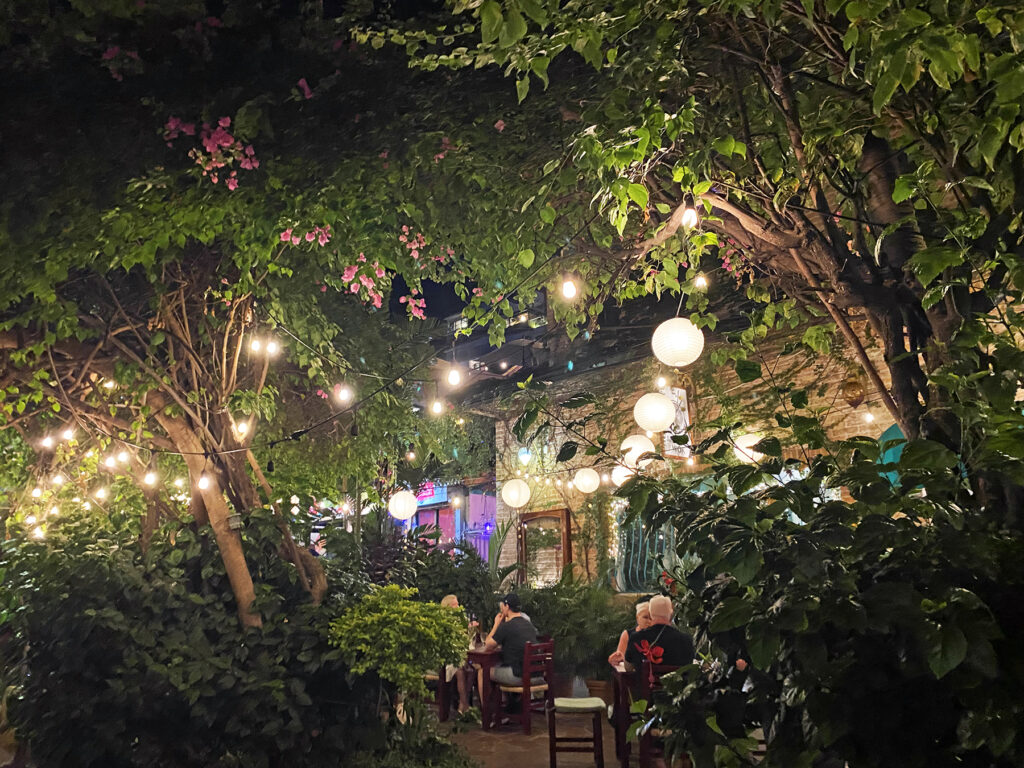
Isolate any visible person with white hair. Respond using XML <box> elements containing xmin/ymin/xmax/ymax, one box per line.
<box><xmin>608</xmin><ymin>600</ymin><xmax>651</xmax><ymax>666</ymax></box>
<box><xmin>624</xmin><ymin>594</ymin><xmax>694</xmax><ymax>669</ymax></box>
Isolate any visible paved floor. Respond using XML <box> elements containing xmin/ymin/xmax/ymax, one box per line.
<box><xmin>447</xmin><ymin>712</ymin><xmax>619</xmax><ymax>768</ymax></box>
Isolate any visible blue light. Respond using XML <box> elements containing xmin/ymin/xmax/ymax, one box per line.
<box><xmin>567</xmin><ymin>360</ymin><xmax>574</xmax><ymax>371</ymax></box>
<box><xmin>484</xmin><ymin>522</ymin><xmax>493</xmax><ymax>535</ymax></box>
<box><xmin>517</xmin><ymin>447</ymin><xmax>532</xmax><ymax>465</ymax></box>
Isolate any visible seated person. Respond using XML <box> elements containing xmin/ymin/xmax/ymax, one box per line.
<box><xmin>482</xmin><ymin>592</ymin><xmax>538</xmax><ymax>686</ymax></box>
<box><xmin>624</xmin><ymin>595</ymin><xmax>694</xmax><ymax>670</ymax></box>
<box><xmin>439</xmin><ymin>594</ymin><xmax>477</xmax><ymax>713</ymax></box>
<box><xmin>608</xmin><ymin>600</ymin><xmax>651</xmax><ymax>666</ymax></box>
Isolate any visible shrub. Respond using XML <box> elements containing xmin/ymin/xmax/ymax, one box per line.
<box><xmin>414</xmin><ymin>543</ymin><xmax>497</xmax><ymax>625</ymax></box>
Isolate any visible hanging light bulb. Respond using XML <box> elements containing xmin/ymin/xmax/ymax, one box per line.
<box><xmin>104</xmin><ymin>455</ymin><xmax>117</xmax><ymax>468</ymax></box>
<box><xmin>41</xmin><ymin>435</ymin><xmax>54</xmax><ymax>449</ymax></box>
<box><xmin>49</xmin><ymin>506</ymin><xmax>59</xmax><ymax>516</ymax></box>
<box><xmin>94</xmin><ymin>487</ymin><xmax>107</xmax><ymax>499</ymax></box>
<box><xmin>117</xmin><ymin>450</ymin><xmax>129</xmax><ymax>463</ymax></box>
<box><xmin>447</xmin><ymin>367</ymin><xmax>462</xmax><ymax>387</ymax></box>
<box><xmin>406</xmin><ymin>450</ymin><xmax>416</xmax><ymax>461</ymax></box>
<box><xmin>681</xmin><ymin>205</ymin><xmax>699</xmax><ymax>229</ymax></box>
<box><xmin>499</xmin><ymin>361</ymin><xmax>508</xmax><ymax>370</ymax></box>
<box><xmin>500</xmin><ymin>479</ymin><xmax>531</xmax><ymax>509</ymax></box>
<box><xmin>561</xmin><ymin>277</ymin><xmax>579</xmax><ymax>300</ymax></box>
<box><xmin>652</xmin><ymin>317</ymin><xmax>705</xmax><ymax>367</ymax></box>
<box><xmin>250</xmin><ymin>338</ymin><xmax>262</xmax><ymax>352</ymax></box>
<box><xmin>733</xmin><ymin>434</ymin><xmax>764</xmax><ymax>463</ymax></box>
<box><xmin>431</xmin><ymin>400</ymin><xmax>444</xmax><ymax>414</ymax></box>
<box><xmin>266</xmin><ymin>340</ymin><xmax>280</xmax><ymax>355</ymax></box>
<box><xmin>694</xmin><ymin>274</ymin><xmax>708</xmax><ymax>289</ymax></box>
<box><xmin>143</xmin><ymin>472</ymin><xmax>157</xmax><ymax>486</ymax></box>
<box><xmin>864</xmin><ymin>412</ymin><xmax>875</xmax><ymax>423</ymax></box>
<box><xmin>61</xmin><ymin>427</ymin><xmax>74</xmax><ymax>441</ymax></box>
<box><xmin>601</xmin><ymin>473</ymin><xmax>610</xmax><ymax>483</ymax></box>
<box><xmin>388</xmin><ymin>490</ymin><xmax>418</xmax><ymax>521</ymax></box>
<box><xmin>686</xmin><ymin>456</ymin><xmax>696</xmax><ymax>466</ymax></box>
<box><xmin>174</xmin><ymin>478</ymin><xmax>184</xmax><ymax>488</ymax></box>
<box><xmin>31</xmin><ymin>487</ymin><xmax>42</xmax><ymax>498</ymax></box>
<box><xmin>102</xmin><ymin>379</ymin><xmax>116</xmax><ymax>389</ymax></box>
<box><xmin>197</xmin><ymin>474</ymin><xmax>210</xmax><ymax>490</ymax></box>
<box><xmin>236</xmin><ymin>420</ymin><xmax>250</xmax><ymax>436</ymax></box>
<box><xmin>656</xmin><ymin>376</ymin><xmax>667</xmax><ymax>389</ymax></box>
<box><xmin>25</xmin><ymin>515</ymin><xmax>37</xmax><ymax>525</ymax></box>
<box><xmin>51</xmin><ymin>474</ymin><xmax>64</xmax><ymax>486</ymax></box>
<box><xmin>456</xmin><ymin>417</ymin><xmax>465</xmax><ymax>426</ymax></box>
<box><xmin>573</xmin><ymin>467</ymin><xmax>601</xmax><ymax>494</ymax></box>
<box><xmin>634</xmin><ymin>392</ymin><xmax>676</xmax><ymax>432</ymax></box>
<box><xmin>335</xmin><ymin>383</ymin><xmax>354</xmax><ymax>403</ymax></box>
<box><xmin>32</xmin><ymin>526</ymin><xmax>45</xmax><ymax>539</ymax></box>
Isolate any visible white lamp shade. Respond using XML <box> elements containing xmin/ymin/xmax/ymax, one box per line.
<box><xmin>652</xmin><ymin>317</ymin><xmax>704</xmax><ymax>367</ymax></box>
<box><xmin>388</xmin><ymin>490</ymin><xmax>419</xmax><ymax>520</ymax></box>
<box><xmin>634</xmin><ymin>392</ymin><xmax>676</xmax><ymax>432</ymax></box>
<box><xmin>620</xmin><ymin>434</ymin><xmax>656</xmax><ymax>468</ymax></box>
<box><xmin>500</xmin><ymin>478</ymin><xmax>531</xmax><ymax>508</ymax></box>
<box><xmin>573</xmin><ymin>467</ymin><xmax>601</xmax><ymax>494</ymax></box>
<box><xmin>611</xmin><ymin>465</ymin><xmax>635</xmax><ymax>487</ymax></box>
<box><xmin>733</xmin><ymin>434</ymin><xmax>764</xmax><ymax>463</ymax></box>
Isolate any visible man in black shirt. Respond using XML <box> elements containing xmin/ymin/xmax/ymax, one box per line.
<box><xmin>624</xmin><ymin>595</ymin><xmax>694</xmax><ymax>669</ymax></box>
<box><xmin>484</xmin><ymin>592</ymin><xmax>538</xmax><ymax>685</ymax></box>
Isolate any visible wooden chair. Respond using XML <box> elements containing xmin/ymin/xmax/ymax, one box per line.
<box><xmin>547</xmin><ymin>696</ymin><xmax>605</xmax><ymax>768</ymax></box>
<box><xmin>637</xmin><ymin>662</ymin><xmax>682</xmax><ymax>768</ymax></box>
<box><xmin>424</xmin><ymin>667</ymin><xmax>452</xmax><ymax>722</ymax></box>
<box><xmin>496</xmin><ymin>639</ymin><xmax>555</xmax><ymax>734</ymax></box>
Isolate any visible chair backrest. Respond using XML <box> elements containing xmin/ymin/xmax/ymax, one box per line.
<box><xmin>522</xmin><ymin>639</ymin><xmax>555</xmax><ymax>680</ymax></box>
<box><xmin>639</xmin><ymin>662</ymin><xmax>681</xmax><ymax>700</ymax></box>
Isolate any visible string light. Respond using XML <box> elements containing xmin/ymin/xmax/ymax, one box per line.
<box><xmin>117</xmin><ymin>451</ymin><xmax>129</xmax><ymax>463</ymax></box>
<box><xmin>51</xmin><ymin>474</ymin><xmax>64</xmax><ymax>486</ymax></box>
<box><xmin>49</xmin><ymin>506</ymin><xmax>58</xmax><ymax>516</ymax></box>
<box><xmin>406</xmin><ymin>450</ymin><xmax>416</xmax><ymax>461</ymax></box>
<box><xmin>197</xmin><ymin>474</ymin><xmax>210</xmax><ymax>490</ymax></box>
<box><xmin>102</xmin><ymin>379</ymin><xmax>116</xmax><ymax>389</ymax></box>
<box><xmin>250</xmin><ymin>339</ymin><xmax>262</xmax><ymax>352</ymax></box>
<box><xmin>143</xmin><ymin>472</ymin><xmax>157</xmax><ymax>486</ymax></box>
<box><xmin>174</xmin><ymin>478</ymin><xmax>184</xmax><ymax>488</ymax></box>
<box><xmin>104</xmin><ymin>455</ymin><xmax>117</xmax><ymax>468</ymax></box>
<box><xmin>456</xmin><ymin>417</ymin><xmax>465</xmax><ymax>425</ymax></box>
<box><xmin>25</xmin><ymin>515</ymin><xmax>37</xmax><ymax>525</ymax></box>
<box><xmin>335</xmin><ymin>384</ymin><xmax>354</xmax><ymax>403</ymax></box>
<box><xmin>694</xmin><ymin>274</ymin><xmax>708</xmax><ymax>289</ymax></box>
<box><xmin>95</xmin><ymin>488</ymin><xmax>107</xmax><ymax>499</ymax></box>
<box><xmin>41</xmin><ymin>435</ymin><xmax>54</xmax><ymax>449</ymax></box>
<box><xmin>864</xmin><ymin>412</ymin><xmax>875</xmax><ymax>423</ymax></box>
<box><xmin>656</xmin><ymin>376</ymin><xmax>667</xmax><ymax>388</ymax></box>
<box><xmin>561</xmin><ymin>277</ymin><xmax>579</xmax><ymax>300</ymax></box>
<box><xmin>265</xmin><ymin>340</ymin><xmax>280</xmax><ymax>355</ymax></box>
<box><xmin>681</xmin><ymin>205</ymin><xmax>699</xmax><ymax>229</ymax></box>
<box><xmin>82</xmin><ymin>501</ymin><xmax>90</xmax><ymax>509</ymax></box>
<box><xmin>431</xmin><ymin>400</ymin><xmax>444</xmax><ymax>414</ymax></box>
<box><xmin>61</xmin><ymin>427</ymin><xmax>74</xmax><ymax>441</ymax></box>
<box><xmin>499</xmin><ymin>361</ymin><xmax>508</xmax><ymax>370</ymax></box>
<box><xmin>686</xmin><ymin>456</ymin><xmax>695</xmax><ymax>466</ymax></box>
<box><xmin>236</xmin><ymin>420</ymin><xmax>250</xmax><ymax>436</ymax></box>
<box><xmin>31</xmin><ymin>488</ymin><xmax>42</xmax><ymax>498</ymax></box>
<box><xmin>32</xmin><ymin>526</ymin><xmax>45</xmax><ymax>539</ymax></box>
<box><xmin>447</xmin><ymin>367</ymin><xmax>462</xmax><ymax>387</ymax></box>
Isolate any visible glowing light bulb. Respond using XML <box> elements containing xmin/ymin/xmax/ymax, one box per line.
<box><xmin>32</xmin><ymin>526</ymin><xmax>44</xmax><ymax>539</ymax></box>
<box><xmin>431</xmin><ymin>400</ymin><xmax>444</xmax><ymax>414</ymax></box>
<box><xmin>51</xmin><ymin>474</ymin><xmax>64</xmax><ymax>486</ymax></box>
<box><xmin>681</xmin><ymin>206</ymin><xmax>699</xmax><ymax>229</ymax></box>
<box><xmin>266</xmin><ymin>340</ymin><xmax>280</xmax><ymax>355</ymax></box>
<box><xmin>499</xmin><ymin>361</ymin><xmax>508</xmax><ymax>370</ymax></box>
<box><xmin>95</xmin><ymin>488</ymin><xmax>107</xmax><ymax>499</ymax></box>
<box><xmin>456</xmin><ymin>417</ymin><xmax>465</xmax><ymax>425</ymax></box>
<box><xmin>103</xmin><ymin>379</ymin><xmax>116</xmax><ymax>389</ymax></box>
<box><xmin>656</xmin><ymin>376</ymin><xmax>667</xmax><ymax>388</ymax></box>
<box><xmin>41</xmin><ymin>435</ymin><xmax>54</xmax><ymax>449</ymax></box>
<box><xmin>82</xmin><ymin>501</ymin><xmax>90</xmax><ymax>510</ymax></box>
<box><xmin>31</xmin><ymin>487</ymin><xmax>42</xmax><ymax>498</ymax></box>
<box><xmin>864</xmin><ymin>412</ymin><xmax>875</xmax><ymax>423</ymax></box>
<box><xmin>250</xmin><ymin>339</ymin><xmax>262</xmax><ymax>352</ymax></box>
<box><xmin>686</xmin><ymin>456</ymin><xmax>695</xmax><ymax>466</ymax></box>
<box><xmin>601</xmin><ymin>473</ymin><xmax>610</xmax><ymax>483</ymax></box>
<box><xmin>447</xmin><ymin>367</ymin><xmax>462</xmax><ymax>387</ymax></box>
<box><xmin>236</xmin><ymin>420</ymin><xmax>249</xmax><ymax>435</ymax></box>
<box><xmin>406</xmin><ymin>450</ymin><xmax>416</xmax><ymax>461</ymax></box>
<box><xmin>49</xmin><ymin>506</ymin><xmax>58</xmax><ymax>516</ymax></box>
<box><xmin>290</xmin><ymin>495</ymin><xmax>299</xmax><ymax>504</ymax></box>
<box><xmin>104</xmin><ymin>455</ymin><xmax>116</xmax><ymax>468</ymax></box>
<box><xmin>335</xmin><ymin>384</ymin><xmax>353</xmax><ymax>403</ymax></box>
<box><xmin>143</xmin><ymin>472</ymin><xmax>157</xmax><ymax>486</ymax></box>
<box><xmin>694</xmin><ymin>274</ymin><xmax>708</xmax><ymax>289</ymax></box>
<box><xmin>25</xmin><ymin>515</ymin><xmax>37</xmax><ymax>525</ymax></box>
<box><xmin>197</xmin><ymin>474</ymin><xmax>210</xmax><ymax>490</ymax></box>
<box><xmin>561</xmin><ymin>278</ymin><xmax>578</xmax><ymax>300</ymax></box>
<box><xmin>117</xmin><ymin>451</ymin><xmax>129</xmax><ymax>463</ymax></box>
<box><xmin>173</xmin><ymin>478</ymin><xmax>184</xmax><ymax>488</ymax></box>
<box><xmin>62</xmin><ymin>428</ymin><xmax>74</xmax><ymax>441</ymax></box>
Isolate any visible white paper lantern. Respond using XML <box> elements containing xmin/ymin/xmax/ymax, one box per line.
<box><xmin>388</xmin><ymin>490</ymin><xmax>418</xmax><ymax>520</ymax></box>
<box><xmin>633</xmin><ymin>392</ymin><xmax>676</xmax><ymax>432</ymax></box>
<box><xmin>611</xmin><ymin>465</ymin><xmax>635</xmax><ymax>487</ymax></box>
<box><xmin>500</xmin><ymin>478</ymin><xmax>531</xmax><ymax>508</ymax></box>
<box><xmin>652</xmin><ymin>317</ymin><xmax>705</xmax><ymax>368</ymax></box>
<box><xmin>573</xmin><ymin>467</ymin><xmax>601</xmax><ymax>494</ymax></box>
<box><xmin>620</xmin><ymin>434</ymin><xmax>656</xmax><ymax>468</ymax></box>
<box><xmin>733</xmin><ymin>434</ymin><xmax>764</xmax><ymax>464</ymax></box>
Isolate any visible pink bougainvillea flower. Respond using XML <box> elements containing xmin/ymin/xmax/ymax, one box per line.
<box><xmin>370</xmin><ymin>292</ymin><xmax>383</xmax><ymax>308</ymax></box>
<box><xmin>280</xmin><ymin>228</ymin><xmax>293</xmax><ymax>242</ymax></box>
<box><xmin>101</xmin><ymin>46</ymin><xmax>120</xmax><ymax>60</ymax></box>
<box><xmin>350</xmin><ymin>283</ymin><xmax>360</xmax><ymax>293</ymax></box>
<box><xmin>218</xmin><ymin>116</ymin><xmax>231</xmax><ymax>128</ymax></box>
<box><xmin>305</xmin><ymin>231</ymin><xmax>316</xmax><ymax>242</ymax></box>
<box><xmin>317</xmin><ymin>229</ymin><xmax>330</xmax><ymax>246</ymax></box>
<box><xmin>291</xmin><ymin>236</ymin><xmax>300</xmax><ymax>245</ymax></box>
<box><xmin>206</xmin><ymin>16</ymin><xmax>222</xmax><ymax>27</ymax></box>
<box><xmin>399</xmin><ymin>296</ymin><xmax>408</xmax><ymax>303</ymax></box>
<box><xmin>359</xmin><ymin>274</ymin><xmax>375</xmax><ymax>289</ymax></box>
<box><xmin>379</xmin><ymin>150</ymin><xmax>389</xmax><ymax>159</ymax></box>
<box><xmin>399</xmin><ymin>235</ymin><xmax>407</xmax><ymax>243</ymax></box>
<box><xmin>375</xmin><ymin>266</ymin><xmax>385</xmax><ymax>278</ymax></box>
<box><xmin>298</xmin><ymin>78</ymin><xmax>313</xmax><ymax>99</ymax></box>
<box><xmin>342</xmin><ymin>266</ymin><xmax>358</xmax><ymax>283</ymax></box>
<box><xmin>226</xmin><ymin>177</ymin><xmax>238</xmax><ymax>190</ymax></box>
<box><xmin>401</xmin><ymin>225</ymin><xmax>409</xmax><ymax>233</ymax></box>
<box><xmin>320</xmin><ymin>284</ymin><xmax>327</xmax><ymax>292</ymax></box>
<box><xmin>410</xmin><ymin>249</ymin><xmax>419</xmax><ymax>259</ymax></box>
<box><xmin>357</xmin><ymin>253</ymin><xmax>366</xmax><ymax>262</ymax></box>
<box><xmin>494</xmin><ymin>119</ymin><xmax>506</xmax><ymax>132</ymax></box>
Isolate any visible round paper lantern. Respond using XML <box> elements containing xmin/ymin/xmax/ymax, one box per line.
<box><xmin>500</xmin><ymin>478</ymin><xmax>531</xmax><ymax>508</ymax></box>
<box><xmin>620</xmin><ymin>434</ymin><xmax>656</xmax><ymax>468</ymax></box>
<box><xmin>573</xmin><ymin>467</ymin><xmax>601</xmax><ymax>494</ymax></box>
<box><xmin>733</xmin><ymin>434</ymin><xmax>764</xmax><ymax>464</ymax></box>
<box><xmin>611</xmin><ymin>465</ymin><xmax>635</xmax><ymax>487</ymax></box>
<box><xmin>651</xmin><ymin>317</ymin><xmax>705</xmax><ymax>368</ymax></box>
<box><xmin>388</xmin><ymin>490</ymin><xmax>418</xmax><ymax>520</ymax></box>
<box><xmin>634</xmin><ymin>392</ymin><xmax>676</xmax><ymax>432</ymax></box>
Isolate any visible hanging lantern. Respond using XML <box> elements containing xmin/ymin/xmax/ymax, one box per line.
<box><xmin>500</xmin><ymin>478</ymin><xmax>531</xmax><ymax>508</ymax></box>
<box><xmin>620</xmin><ymin>434</ymin><xmax>656</xmax><ymax>468</ymax></box>
<box><xmin>733</xmin><ymin>434</ymin><xmax>764</xmax><ymax>464</ymax></box>
<box><xmin>651</xmin><ymin>317</ymin><xmax>705</xmax><ymax>368</ymax></box>
<box><xmin>841</xmin><ymin>376</ymin><xmax>865</xmax><ymax>408</ymax></box>
<box><xmin>388</xmin><ymin>490</ymin><xmax>418</xmax><ymax>520</ymax></box>
<box><xmin>633</xmin><ymin>392</ymin><xmax>676</xmax><ymax>432</ymax></box>
<box><xmin>611</xmin><ymin>465</ymin><xmax>635</xmax><ymax>487</ymax></box>
<box><xmin>573</xmin><ymin>467</ymin><xmax>601</xmax><ymax>494</ymax></box>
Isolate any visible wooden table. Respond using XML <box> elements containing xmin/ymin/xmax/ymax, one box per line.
<box><xmin>612</xmin><ymin>666</ymin><xmax>636</xmax><ymax>768</ymax></box>
<box><xmin>467</xmin><ymin>647</ymin><xmax>502</xmax><ymax>730</ymax></box>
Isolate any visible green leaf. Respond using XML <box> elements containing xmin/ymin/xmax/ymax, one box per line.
<box><xmin>555</xmin><ymin>441</ymin><xmax>578</xmax><ymax>462</ymax></box>
<box><xmin>626</xmin><ymin>182</ymin><xmax>648</xmax><ymax>209</ymax></box>
<box><xmin>480</xmin><ymin>1</ymin><xmax>503</xmax><ymax>44</ymax></box>
<box><xmin>735</xmin><ymin>359</ymin><xmax>762</xmax><ymax>382</ymax></box>
<box><xmin>908</xmin><ymin>246</ymin><xmax>963</xmax><ymax>285</ymax></box>
<box><xmin>927</xmin><ymin>622</ymin><xmax>968</xmax><ymax>679</ymax></box>
<box><xmin>539</xmin><ymin>204</ymin><xmax>556</xmax><ymax>224</ymax></box>
<box><xmin>517</xmin><ymin>248</ymin><xmax>535</xmax><ymax>268</ymax></box>
<box><xmin>747</xmin><ymin>624</ymin><xmax>780</xmax><ymax>669</ymax></box>
<box><xmin>499</xmin><ymin>9</ymin><xmax>527</xmax><ymax>47</ymax></box>
<box><xmin>516</xmin><ymin>77</ymin><xmax>530</xmax><ymax>103</ymax></box>
<box><xmin>710</xmin><ymin>596</ymin><xmax>753</xmax><ymax>632</ymax></box>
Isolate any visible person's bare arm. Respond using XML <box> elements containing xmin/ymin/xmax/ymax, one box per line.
<box><xmin>608</xmin><ymin>629</ymin><xmax>629</xmax><ymax>665</ymax></box>
<box><xmin>484</xmin><ymin>613</ymin><xmax>503</xmax><ymax>651</ymax></box>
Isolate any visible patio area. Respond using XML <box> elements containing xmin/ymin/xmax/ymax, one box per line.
<box><xmin>446</xmin><ymin>715</ymin><xmax>619</xmax><ymax>768</ymax></box>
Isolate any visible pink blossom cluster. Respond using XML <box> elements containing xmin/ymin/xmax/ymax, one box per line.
<box><xmin>166</xmin><ymin>116</ymin><xmax>259</xmax><ymax>189</ymax></box>
<box><xmin>315</xmin><ymin>389</ymin><xmax>329</xmax><ymax>399</ymax></box>
<box><xmin>340</xmin><ymin>254</ymin><xmax>385</xmax><ymax>309</ymax></box>
<box><xmin>279</xmin><ymin>224</ymin><xmax>332</xmax><ymax>247</ymax></box>
<box><xmin>298</xmin><ymin>78</ymin><xmax>314</xmax><ymax>99</ymax></box>
<box><xmin>194</xmin><ymin>16</ymin><xmax>221</xmax><ymax>32</ymax></box>
<box><xmin>399</xmin><ymin>290</ymin><xmax>427</xmax><ymax>319</ymax></box>
<box><xmin>721</xmin><ymin>238</ymin><xmax>744</xmax><ymax>274</ymax></box>
<box><xmin>100</xmin><ymin>46</ymin><xmax>140</xmax><ymax>81</ymax></box>
<box><xmin>433</xmin><ymin>136</ymin><xmax>456</xmax><ymax>163</ymax></box>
